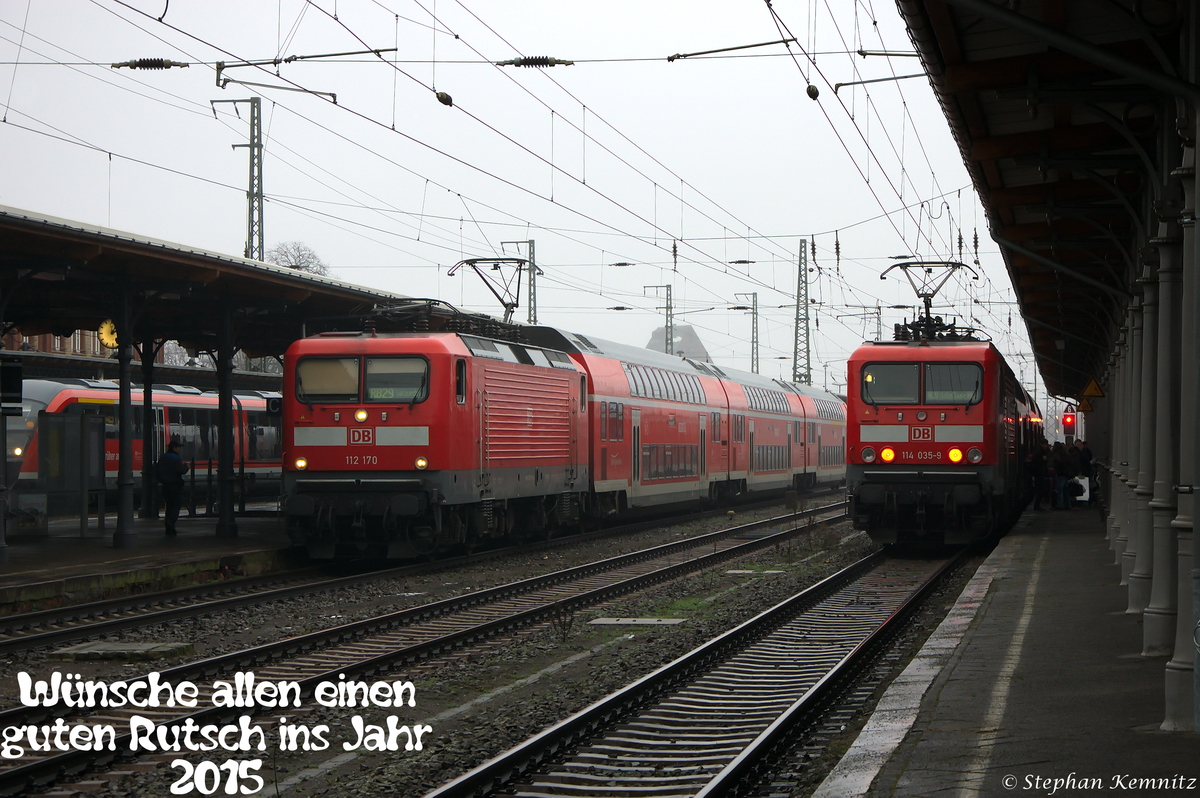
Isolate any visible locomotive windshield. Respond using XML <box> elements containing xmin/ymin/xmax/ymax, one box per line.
<box><xmin>861</xmin><ymin>364</ymin><xmax>919</xmax><ymax>404</ymax></box>
<box><xmin>365</xmin><ymin>357</ymin><xmax>428</xmax><ymax>403</ymax></box>
<box><xmin>925</xmin><ymin>363</ymin><xmax>983</xmax><ymax>405</ymax></box>
<box><xmin>295</xmin><ymin>358</ymin><xmax>359</xmax><ymax>403</ymax></box>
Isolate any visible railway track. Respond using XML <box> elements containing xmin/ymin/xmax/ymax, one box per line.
<box><xmin>427</xmin><ymin>550</ymin><xmax>961</xmax><ymax>798</ymax></box>
<box><xmin>0</xmin><ymin>493</ymin><xmax>836</xmax><ymax>656</ymax></box>
<box><xmin>0</xmin><ymin>500</ymin><xmax>847</xmax><ymax>796</ymax></box>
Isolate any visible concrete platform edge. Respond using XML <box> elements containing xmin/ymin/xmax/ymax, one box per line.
<box><xmin>811</xmin><ymin>533</ymin><xmax>1021</xmax><ymax>798</ymax></box>
<box><xmin>0</xmin><ymin>546</ymin><xmax>296</xmax><ymax>615</ymax></box>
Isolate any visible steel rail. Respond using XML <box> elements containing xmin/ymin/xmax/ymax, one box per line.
<box><xmin>696</xmin><ymin>551</ymin><xmax>963</xmax><ymax>797</ymax></box>
<box><xmin>426</xmin><ymin>549</ymin><xmax>959</xmax><ymax>798</ymax></box>
<box><xmin>0</xmin><ymin>503</ymin><xmax>848</xmax><ymax>796</ymax></box>
<box><xmin>0</xmin><ymin>492</ymin><xmax>837</xmax><ymax>655</ymax></box>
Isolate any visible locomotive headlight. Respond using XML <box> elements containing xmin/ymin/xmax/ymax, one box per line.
<box><xmin>948</xmin><ymin>447</ymin><xmax>964</xmax><ymax>463</ymax></box>
<box><xmin>967</xmin><ymin>447</ymin><xmax>983</xmax><ymax>464</ymax></box>
<box><xmin>880</xmin><ymin>447</ymin><xmax>896</xmax><ymax>463</ymax></box>
<box><xmin>294</xmin><ymin>457</ymin><xmax>308</xmax><ymax>471</ymax></box>
<box><xmin>414</xmin><ymin>456</ymin><xmax>429</xmax><ymax>470</ymax></box>
<box><xmin>354</xmin><ymin>409</ymin><xmax>368</xmax><ymax>423</ymax></box>
<box><xmin>11</xmin><ymin>447</ymin><xmax>21</xmax><ymax>457</ymax></box>
<box><xmin>861</xmin><ymin>447</ymin><xmax>876</xmax><ymax>463</ymax></box>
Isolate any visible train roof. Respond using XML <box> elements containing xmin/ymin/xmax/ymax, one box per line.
<box><xmin>849</xmin><ymin>339</ymin><xmax>1003</xmax><ymax>361</ymax></box>
<box><xmin>19</xmin><ymin>378</ymin><xmax>275</xmax><ymax>405</ymax></box>
<box><xmin>523</xmin><ymin>325</ymin><xmax>844</xmax><ymax>405</ymax></box>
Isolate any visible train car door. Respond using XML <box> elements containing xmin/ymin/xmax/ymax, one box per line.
<box><xmin>698</xmin><ymin>414</ymin><xmax>708</xmax><ymax>492</ymax></box>
<box><xmin>787</xmin><ymin>423</ymin><xmax>792</xmax><ymax>471</ymax></box>
<box><xmin>748</xmin><ymin>419</ymin><xmax>755</xmax><ymax>477</ymax></box>
<box><xmin>631</xmin><ymin>408</ymin><xmax>642</xmax><ymax>495</ymax></box>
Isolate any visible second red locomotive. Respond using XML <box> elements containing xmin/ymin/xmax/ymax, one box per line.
<box><xmin>846</xmin><ymin>336</ymin><xmax>1042</xmax><ymax>546</ymax></box>
<box><xmin>282</xmin><ymin>316</ymin><xmax>845</xmax><ymax>559</ymax></box>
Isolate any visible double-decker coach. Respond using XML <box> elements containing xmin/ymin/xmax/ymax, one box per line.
<box><xmin>523</xmin><ymin>327</ymin><xmax>846</xmax><ymax>514</ymax></box>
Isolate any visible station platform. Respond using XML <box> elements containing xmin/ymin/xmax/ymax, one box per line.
<box><xmin>0</xmin><ymin>508</ymin><xmax>296</xmax><ymax>614</ymax></box>
<box><xmin>816</xmin><ymin>505</ymin><xmax>1199</xmax><ymax>797</ymax></box>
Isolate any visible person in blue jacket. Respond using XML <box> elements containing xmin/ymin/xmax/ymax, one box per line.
<box><xmin>156</xmin><ymin>438</ymin><xmax>189</xmax><ymax>536</ymax></box>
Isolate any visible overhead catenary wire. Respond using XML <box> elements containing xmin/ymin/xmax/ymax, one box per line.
<box><xmin>104</xmin><ymin>0</ymin><xmax>801</xmax><ymax>300</ymax></box>
<box><xmin>5</xmin><ymin>2</ymin><xmax>1031</xmax><ymax>378</ymax></box>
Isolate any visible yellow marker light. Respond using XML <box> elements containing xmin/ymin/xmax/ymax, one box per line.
<box><xmin>880</xmin><ymin>447</ymin><xmax>896</xmax><ymax>463</ymax></box>
<box><xmin>414</xmin><ymin>456</ymin><xmax>429</xmax><ymax>470</ymax></box>
<box><xmin>948</xmin><ymin>447</ymin><xmax>964</xmax><ymax>463</ymax></box>
<box><xmin>354</xmin><ymin>409</ymin><xmax>368</xmax><ymax>423</ymax></box>
<box><xmin>861</xmin><ymin>447</ymin><xmax>876</xmax><ymax>463</ymax></box>
<box><xmin>294</xmin><ymin>457</ymin><xmax>308</xmax><ymax>471</ymax></box>
<box><xmin>11</xmin><ymin>447</ymin><xmax>21</xmax><ymax>457</ymax></box>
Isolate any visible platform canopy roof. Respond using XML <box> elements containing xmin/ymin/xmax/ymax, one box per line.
<box><xmin>0</xmin><ymin>205</ymin><xmax>416</xmax><ymax>357</ymax></box>
<box><xmin>897</xmin><ymin>0</ymin><xmax>1192</xmax><ymax>399</ymax></box>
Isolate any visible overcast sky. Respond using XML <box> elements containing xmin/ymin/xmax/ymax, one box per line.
<box><xmin>0</xmin><ymin>0</ymin><xmax>1059</xmax><ymax>416</ymax></box>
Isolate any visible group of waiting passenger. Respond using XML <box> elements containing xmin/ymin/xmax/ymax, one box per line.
<box><xmin>1028</xmin><ymin>439</ymin><xmax>1093</xmax><ymax>511</ymax></box>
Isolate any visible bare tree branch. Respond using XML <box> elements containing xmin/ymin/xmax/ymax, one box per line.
<box><xmin>265</xmin><ymin>241</ymin><xmax>330</xmax><ymax>277</ymax></box>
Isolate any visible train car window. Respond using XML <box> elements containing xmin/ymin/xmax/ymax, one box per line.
<box><xmin>171</xmin><ymin>408</ymin><xmax>203</xmax><ymax>461</ymax></box>
<box><xmin>623</xmin><ymin>364</ymin><xmax>641</xmax><ymax>398</ymax></box>
<box><xmin>712</xmin><ymin>412</ymin><xmax>721</xmax><ymax>442</ymax></box>
<box><xmin>614</xmin><ymin>403</ymin><xmax>624</xmax><ymax>441</ymax></box>
<box><xmin>198</xmin><ymin>409</ymin><xmax>214</xmax><ymax>461</ymax></box>
<box><xmin>600</xmin><ymin>402</ymin><xmax>608</xmax><ymax>441</ymax></box>
<box><xmin>861</xmin><ymin>363</ymin><xmax>919</xmax><ymax>404</ymax></box>
<box><xmin>296</xmin><ymin>357</ymin><xmax>360</xmax><ymax>403</ymax></box>
<box><xmin>666</xmin><ymin>371</ymin><xmax>683</xmax><ymax>402</ymax></box>
<box><xmin>245</xmin><ymin>412</ymin><xmax>282</xmax><ymax>460</ymax></box>
<box><xmin>580</xmin><ymin>375</ymin><xmax>587</xmax><ymax>410</ymax></box>
<box><xmin>924</xmin><ymin>363</ymin><xmax>983</xmax><ymax>404</ymax></box>
<box><xmin>365</xmin><ymin>358</ymin><xmax>429</xmax><ymax>404</ymax></box>
<box><xmin>647</xmin><ymin>369</ymin><xmax>663</xmax><ymax>400</ymax></box>
<box><xmin>455</xmin><ymin>359</ymin><xmax>467</xmax><ymax>405</ymax></box>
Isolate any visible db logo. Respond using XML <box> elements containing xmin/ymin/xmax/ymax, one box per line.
<box><xmin>910</xmin><ymin>426</ymin><xmax>933</xmax><ymax>441</ymax></box>
<box><xmin>350</xmin><ymin>427</ymin><xmax>375</xmax><ymax>445</ymax></box>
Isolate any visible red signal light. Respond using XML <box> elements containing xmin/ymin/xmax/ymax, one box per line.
<box><xmin>1063</xmin><ymin>412</ymin><xmax>1076</xmax><ymax>430</ymax></box>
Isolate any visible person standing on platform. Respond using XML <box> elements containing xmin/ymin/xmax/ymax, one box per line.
<box><xmin>1050</xmin><ymin>441</ymin><xmax>1073</xmax><ymax>509</ymax></box>
<box><xmin>1029</xmin><ymin>441</ymin><xmax>1049</xmax><ymax>510</ymax></box>
<box><xmin>1075</xmin><ymin>438</ymin><xmax>1095</xmax><ymax>504</ymax></box>
<box><xmin>156</xmin><ymin>438</ymin><xmax>189</xmax><ymax>536</ymax></box>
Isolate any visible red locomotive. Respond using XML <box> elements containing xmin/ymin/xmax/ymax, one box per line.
<box><xmin>281</xmin><ymin>317</ymin><xmax>845</xmax><ymax>559</ymax></box>
<box><xmin>846</xmin><ymin>332</ymin><xmax>1043</xmax><ymax>546</ymax></box>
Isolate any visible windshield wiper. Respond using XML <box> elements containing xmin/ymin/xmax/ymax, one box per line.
<box><xmin>409</xmin><ymin>370</ymin><xmax>429</xmax><ymax>412</ymax></box>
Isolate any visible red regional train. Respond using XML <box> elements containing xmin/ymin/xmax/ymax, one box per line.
<box><xmin>281</xmin><ymin>326</ymin><xmax>846</xmax><ymax>559</ymax></box>
<box><xmin>846</xmin><ymin>337</ymin><xmax>1043</xmax><ymax>547</ymax></box>
<box><xmin>8</xmin><ymin>379</ymin><xmax>282</xmax><ymax>526</ymax></box>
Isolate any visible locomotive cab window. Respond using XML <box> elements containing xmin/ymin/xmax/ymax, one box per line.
<box><xmin>296</xmin><ymin>357</ymin><xmax>359</xmax><ymax>403</ymax></box>
<box><xmin>861</xmin><ymin>363</ymin><xmax>919</xmax><ymax>404</ymax></box>
<box><xmin>455</xmin><ymin>359</ymin><xmax>467</xmax><ymax>405</ymax></box>
<box><xmin>365</xmin><ymin>357</ymin><xmax>429</xmax><ymax>403</ymax></box>
<box><xmin>924</xmin><ymin>363</ymin><xmax>983</xmax><ymax>405</ymax></box>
